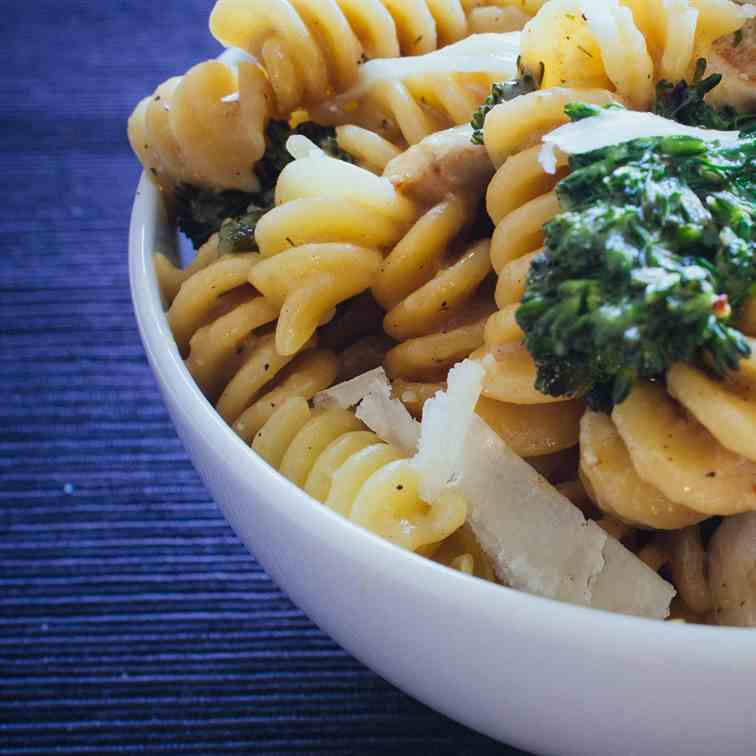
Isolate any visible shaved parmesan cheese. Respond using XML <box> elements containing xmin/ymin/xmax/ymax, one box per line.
<box><xmin>355</xmin><ymin>377</ymin><xmax>420</xmax><ymax>455</ymax></box>
<box><xmin>540</xmin><ymin>109</ymin><xmax>742</xmax><ymax>173</ymax></box>
<box><xmin>410</xmin><ymin>358</ymin><xmax>674</xmax><ymax>618</ymax></box>
<box><xmin>315</xmin><ymin>33</ymin><xmax>519</xmax><ymax>118</ymax></box>
<box><xmin>313</xmin><ymin>367</ymin><xmax>418</xmax><ymax>452</ymax></box>
<box><xmin>458</xmin><ymin>413</ymin><xmax>608</xmax><ymax>606</ymax></box>
<box><xmin>329</xmin><ymin>361</ymin><xmax>674</xmax><ymax>617</ymax></box>
<box><xmin>414</xmin><ymin>360</ymin><xmax>485</xmax><ymax>503</ymax></box>
<box><xmin>590</xmin><ymin>538</ymin><xmax>675</xmax><ymax>618</ymax></box>
<box><xmin>314</xmin><ymin>367</ymin><xmax>390</xmax><ymax>410</ymax></box>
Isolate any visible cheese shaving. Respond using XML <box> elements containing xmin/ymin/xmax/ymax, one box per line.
<box><xmin>316</xmin><ymin>361</ymin><xmax>674</xmax><ymax>617</ymax></box>
<box><xmin>354</xmin><ymin>376</ymin><xmax>420</xmax><ymax>455</ymax></box>
<box><xmin>539</xmin><ymin>108</ymin><xmax>742</xmax><ymax>173</ymax></box>
<box><xmin>315</xmin><ymin>33</ymin><xmax>519</xmax><ymax>117</ymax></box>
<box><xmin>413</xmin><ymin>360</ymin><xmax>485</xmax><ymax>503</ymax></box>
<box><xmin>314</xmin><ymin>367</ymin><xmax>390</xmax><ymax>410</ymax></box>
<box><xmin>412</xmin><ymin>359</ymin><xmax>674</xmax><ymax>618</ymax></box>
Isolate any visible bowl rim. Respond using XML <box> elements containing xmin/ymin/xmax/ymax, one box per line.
<box><xmin>129</xmin><ymin>167</ymin><xmax>756</xmax><ymax>653</ymax></box>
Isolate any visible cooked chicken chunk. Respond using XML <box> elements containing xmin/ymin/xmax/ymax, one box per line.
<box><xmin>383</xmin><ymin>125</ymin><xmax>494</xmax><ymax>204</ymax></box>
<box><xmin>707</xmin><ymin>17</ymin><xmax>756</xmax><ymax>111</ymax></box>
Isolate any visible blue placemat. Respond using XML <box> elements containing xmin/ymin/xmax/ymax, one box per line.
<box><xmin>0</xmin><ymin>3</ymin><xmax>528</xmax><ymax>753</ymax></box>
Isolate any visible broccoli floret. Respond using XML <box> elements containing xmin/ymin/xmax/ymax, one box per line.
<box><xmin>173</xmin><ymin>185</ymin><xmax>259</xmax><ymax>249</ymax></box>
<box><xmin>516</xmin><ymin>128</ymin><xmax>756</xmax><ymax>410</ymax></box>
<box><xmin>470</xmin><ymin>59</ymin><xmax>542</xmax><ymax>145</ymax></box>
<box><xmin>175</xmin><ymin>120</ymin><xmax>352</xmax><ymax>249</ymax></box>
<box><xmin>217</xmin><ymin>204</ymin><xmax>270</xmax><ymax>255</ymax></box>
<box><xmin>654</xmin><ymin>58</ymin><xmax>756</xmax><ymax>134</ymax></box>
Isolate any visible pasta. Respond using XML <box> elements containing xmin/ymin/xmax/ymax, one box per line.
<box><xmin>130</xmin><ymin>0</ymin><xmax>756</xmax><ymax>625</ymax></box>
<box><xmin>376</xmin><ymin>192</ymin><xmax>495</xmax><ymax>380</ymax></box>
<box><xmin>128</xmin><ymin>60</ymin><xmax>269</xmax><ymax>194</ymax></box>
<box><xmin>251</xmin><ymin>146</ymin><xmax>416</xmax><ymax>355</ymax></box>
<box><xmin>253</xmin><ymin>397</ymin><xmax>466</xmax><ymax>550</ymax></box>
<box><xmin>518</xmin><ymin>0</ymin><xmax>753</xmax><ymax>108</ymax></box>
<box><xmin>479</xmin><ymin>73</ymin><xmax>756</xmax><ymax>540</ymax></box>
<box><xmin>210</xmin><ymin>0</ymin><xmax>537</xmax><ymax>104</ymax></box>
<box><xmin>611</xmin><ymin>382</ymin><xmax>756</xmax><ymax>517</ymax></box>
<box><xmin>155</xmin><ymin>234</ymin><xmax>222</xmax><ymax>306</ymax></box>
<box><xmin>165</xmin><ymin>251</ymin><xmax>340</xmax><ymax>433</ymax></box>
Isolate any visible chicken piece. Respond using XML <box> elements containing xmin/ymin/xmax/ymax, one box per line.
<box><xmin>708</xmin><ymin>513</ymin><xmax>756</xmax><ymax>627</ymax></box>
<box><xmin>707</xmin><ymin>17</ymin><xmax>756</xmax><ymax>111</ymax></box>
<box><xmin>383</xmin><ymin>125</ymin><xmax>494</xmax><ymax>205</ymax></box>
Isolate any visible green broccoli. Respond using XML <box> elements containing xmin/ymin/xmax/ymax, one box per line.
<box><xmin>654</xmin><ymin>58</ymin><xmax>756</xmax><ymax>134</ymax></box>
<box><xmin>173</xmin><ymin>185</ymin><xmax>258</xmax><ymax>250</ymax></box>
<box><xmin>174</xmin><ymin>120</ymin><xmax>352</xmax><ymax>249</ymax></box>
<box><xmin>516</xmin><ymin>126</ymin><xmax>756</xmax><ymax>410</ymax></box>
<box><xmin>470</xmin><ymin>60</ymin><xmax>543</xmax><ymax>145</ymax></box>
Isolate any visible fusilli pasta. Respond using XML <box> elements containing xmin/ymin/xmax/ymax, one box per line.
<box><xmin>253</xmin><ymin>396</ymin><xmax>466</xmax><ymax>550</ymax></box>
<box><xmin>376</xmin><ymin>191</ymin><xmax>495</xmax><ymax>381</ymax></box>
<box><xmin>128</xmin><ymin>60</ymin><xmax>269</xmax><ymax>194</ymax></box>
<box><xmin>210</xmin><ymin>0</ymin><xmax>536</xmax><ymax>109</ymax></box>
<box><xmin>477</xmin><ymin>77</ymin><xmax>753</xmax><ymax>533</ymax></box>
<box><xmin>165</xmin><ymin>252</ymin><xmax>339</xmax><ymax>432</ymax></box>
<box><xmin>129</xmin><ymin>0</ymin><xmax>756</xmax><ymax>622</ymax></box>
<box><xmin>518</xmin><ymin>0</ymin><xmax>752</xmax><ymax>108</ymax></box>
<box><xmin>251</xmin><ymin>146</ymin><xmax>416</xmax><ymax>355</ymax></box>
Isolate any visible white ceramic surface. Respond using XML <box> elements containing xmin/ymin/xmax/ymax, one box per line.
<box><xmin>130</xmin><ymin>172</ymin><xmax>756</xmax><ymax>756</ymax></box>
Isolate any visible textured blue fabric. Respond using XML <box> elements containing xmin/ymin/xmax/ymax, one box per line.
<box><xmin>0</xmin><ymin>2</ymin><xmax>529</xmax><ymax>753</ymax></box>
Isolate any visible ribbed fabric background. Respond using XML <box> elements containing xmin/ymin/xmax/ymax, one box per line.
<box><xmin>0</xmin><ymin>2</ymin><xmax>528</xmax><ymax>753</ymax></box>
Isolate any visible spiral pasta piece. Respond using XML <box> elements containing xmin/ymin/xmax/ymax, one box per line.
<box><xmin>465</xmin><ymin>91</ymin><xmax>614</xmax><ymax>457</ymax></box>
<box><xmin>384</xmin><ymin>306</ymin><xmax>493</xmax><ymax>382</ymax></box>
<box><xmin>518</xmin><ymin>0</ymin><xmax>752</xmax><ymax>109</ymax></box>
<box><xmin>476</xmin><ymin>103</ymin><xmax>595</xmax><ymax>408</ymax></box>
<box><xmin>210</xmin><ymin>0</ymin><xmax>534</xmax><ymax>110</ymax></box>
<box><xmin>667</xmin><ymin>347</ymin><xmax>756</xmax><ymax>463</ymax></box>
<box><xmin>520</xmin><ymin>0</ymin><xmax>655</xmax><ymax>108</ymax></box>
<box><xmin>249</xmin><ymin>242</ymin><xmax>383</xmax><ymax>356</ymax></box>
<box><xmin>252</xmin><ymin>149</ymin><xmax>417</xmax><ymax>355</ymax></box>
<box><xmin>612</xmin><ymin>382</ymin><xmax>756</xmax><ymax>516</ymax></box>
<box><xmin>334</xmin><ymin>125</ymin><xmax>403</xmax><ymax>173</ymax></box>
<box><xmin>365</xmin><ymin>185</ymin><xmax>496</xmax><ymax>381</ymax></box>
<box><xmin>232</xmin><ymin>349</ymin><xmax>340</xmax><ymax>442</ymax></box>
<box><xmin>579</xmin><ymin>411</ymin><xmax>705</xmax><ymax>529</ymax></box>
<box><xmin>253</xmin><ymin>397</ymin><xmax>467</xmax><ymax>550</ymax></box>
<box><xmin>128</xmin><ymin>60</ymin><xmax>270</xmax><ymax>194</ymax></box>
<box><xmin>155</xmin><ymin>234</ymin><xmax>222</xmax><ymax>307</ymax></box>
<box><xmin>166</xmin><ymin>252</ymin><xmax>341</xmax><ymax>430</ymax></box>
<box><xmin>312</xmin><ymin>33</ymin><xmax>521</xmax><ymax>146</ymax></box>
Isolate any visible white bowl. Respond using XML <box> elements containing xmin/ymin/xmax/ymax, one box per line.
<box><xmin>129</xmin><ymin>172</ymin><xmax>756</xmax><ymax>756</ymax></box>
